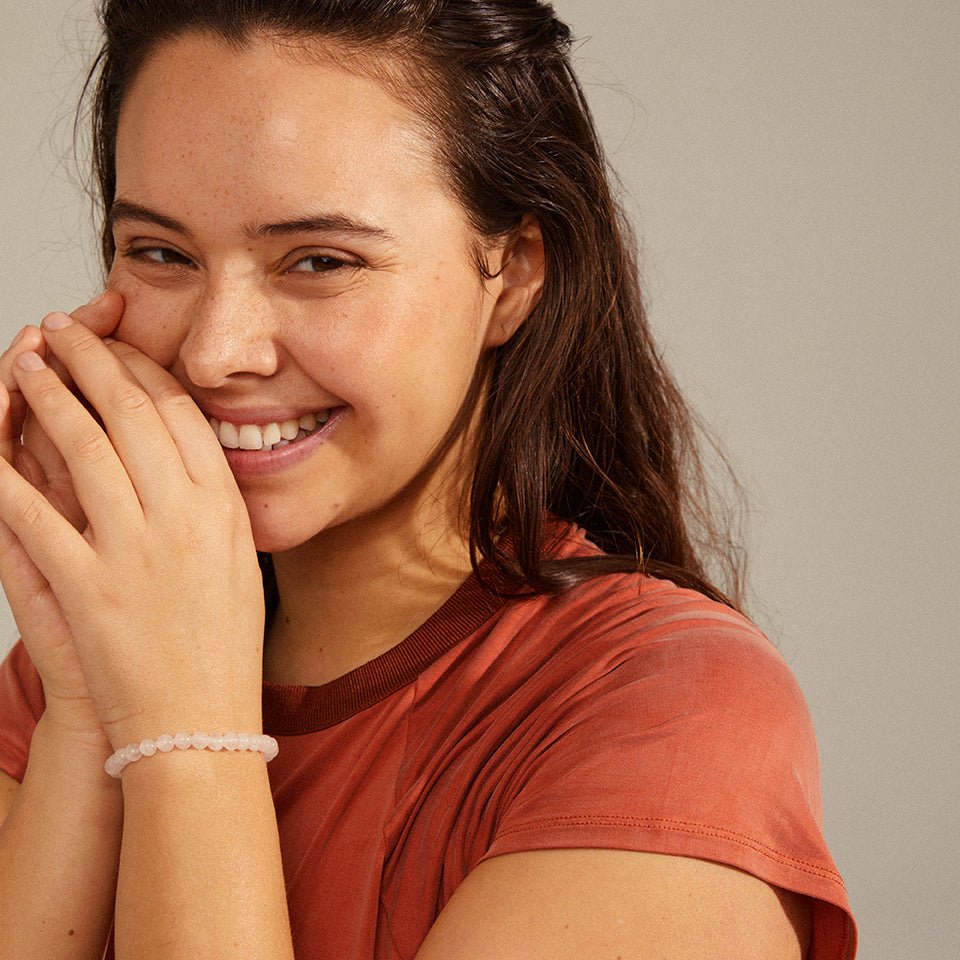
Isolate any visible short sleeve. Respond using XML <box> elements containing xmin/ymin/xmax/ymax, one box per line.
<box><xmin>481</xmin><ymin>585</ymin><xmax>857</xmax><ymax>959</ymax></box>
<box><xmin>0</xmin><ymin>640</ymin><xmax>46</xmax><ymax>782</ymax></box>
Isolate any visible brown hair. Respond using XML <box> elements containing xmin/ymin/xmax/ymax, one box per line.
<box><xmin>84</xmin><ymin>0</ymin><xmax>745</xmax><ymax>607</ymax></box>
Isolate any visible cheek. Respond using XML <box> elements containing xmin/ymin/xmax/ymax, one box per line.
<box><xmin>107</xmin><ymin>275</ymin><xmax>188</xmax><ymax>369</ymax></box>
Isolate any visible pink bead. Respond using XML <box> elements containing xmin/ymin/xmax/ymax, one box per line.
<box><xmin>105</xmin><ymin>754</ymin><xmax>124</xmax><ymax>777</ymax></box>
<box><xmin>103</xmin><ymin>730</ymin><xmax>279</xmax><ymax>778</ymax></box>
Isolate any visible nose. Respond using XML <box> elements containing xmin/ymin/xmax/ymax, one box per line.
<box><xmin>178</xmin><ymin>278</ymin><xmax>280</xmax><ymax>388</ymax></box>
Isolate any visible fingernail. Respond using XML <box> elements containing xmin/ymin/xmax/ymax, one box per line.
<box><xmin>42</xmin><ymin>312</ymin><xmax>73</xmax><ymax>332</ymax></box>
<box><xmin>10</xmin><ymin>328</ymin><xmax>26</xmax><ymax>347</ymax></box>
<box><xmin>16</xmin><ymin>352</ymin><xmax>45</xmax><ymax>372</ymax></box>
<box><xmin>87</xmin><ymin>291</ymin><xmax>108</xmax><ymax>307</ymax></box>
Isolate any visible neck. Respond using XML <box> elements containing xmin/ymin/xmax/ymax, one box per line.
<box><xmin>263</xmin><ymin>490</ymin><xmax>474</xmax><ymax>687</ymax></box>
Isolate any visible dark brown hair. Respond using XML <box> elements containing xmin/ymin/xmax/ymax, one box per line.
<box><xmin>84</xmin><ymin>0</ymin><xmax>744</xmax><ymax>607</ymax></box>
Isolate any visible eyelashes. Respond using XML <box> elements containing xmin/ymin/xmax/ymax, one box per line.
<box><xmin>119</xmin><ymin>245</ymin><xmax>364</xmax><ymax>277</ymax></box>
<box><xmin>286</xmin><ymin>254</ymin><xmax>355</xmax><ymax>274</ymax></box>
<box><xmin>124</xmin><ymin>246</ymin><xmax>194</xmax><ymax>268</ymax></box>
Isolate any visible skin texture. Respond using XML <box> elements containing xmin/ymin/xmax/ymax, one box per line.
<box><xmin>0</xmin><ymin>32</ymin><xmax>810</xmax><ymax>960</ymax></box>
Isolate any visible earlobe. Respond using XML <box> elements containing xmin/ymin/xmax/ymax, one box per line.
<box><xmin>484</xmin><ymin>213</ymin><xmax>545</xmax><ymax>348</ymax></box>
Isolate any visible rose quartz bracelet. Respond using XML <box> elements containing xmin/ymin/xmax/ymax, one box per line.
<box><xmin>104</xmin><ymin>731</ymin><xmax>279</xmax><ymax>778</ymax></box>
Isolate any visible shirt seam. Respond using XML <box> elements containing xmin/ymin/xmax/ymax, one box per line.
<box><xmin>493</xmin><ymin>813</ymin><xmax>848</xmax><ymax>888</ymax></box>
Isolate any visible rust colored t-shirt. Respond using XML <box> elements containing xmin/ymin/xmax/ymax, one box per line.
<box><xmin>0</xmin><ymin>525</ymin><xmax>856</xmax><ymax>958</ymax></box>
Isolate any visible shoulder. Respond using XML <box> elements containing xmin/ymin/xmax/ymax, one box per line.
<box><xmin>479</xmin><ymin>565</ymin><xmax>853</xmax><ymax>945</ymax></box>
<box><xmin>476</xmin><ymin>556</ymin><xmax>826</xmax><ymax>830</ymax></box>
<box><xmin>508</xmin><ymin>555</ymin><xmax>809</xmax><ymax>740</ymax></box>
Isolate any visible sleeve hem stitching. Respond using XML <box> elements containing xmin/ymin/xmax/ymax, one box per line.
<box><xmin>493</xmin><ymin>813</ymin><xmax>848</xmax><ymax>888</ymax></box>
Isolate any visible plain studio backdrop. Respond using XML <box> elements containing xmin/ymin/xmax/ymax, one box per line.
<box><xmin>1</xmin><ymin>1</ymin><xmax>958</xmax><ymax>955</ymax></box>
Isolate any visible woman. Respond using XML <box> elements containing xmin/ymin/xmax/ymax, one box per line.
<box><xmin>0</xmin><ymin>1</ymin><xmax>855</xmax><ymax>957</ymax></box>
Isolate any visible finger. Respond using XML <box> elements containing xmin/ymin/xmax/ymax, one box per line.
<box><xmin>0</xmin><ymin>385</ymin><xmax>29</xmax><ymax>488</ymax></box>
<box><xmin>0</xmin><ymin>513</ymin><xmax>64</xmax><ymax>645</ymax></box>
<box><xmin>0</xmin><ymin>456</ymin><xmax>90</xmax><ymax>592</ymax></box>
<box><xmin>1</xmin><ymin>325</ymin><xmax>46</xmax><ymax>392</ymax></box>
<box><xmin>0</xmin><ymin>384</ymin><xmax>14</xmax><ymax>464</ymax></box>
<box><xmin>10</xmin><ymin>351</ymin><xmax>141</xmax><ymax>539</ymax></box>
<box><xmin>3</xmin><ymin>349</ymin><xmax>84</xmax><ymax>532</ymax></box>
<box><xmin>107</xmin><ymin>340</ymin><xmax>234</xmax><ymax>488</ymax></box>
<box><xmin>36</xmin><ymin>313</ymin><xmax>191</xmax><ymax>506</ymax></box>
<box><xmin>18</xmin><ymin>416</ymin><xmax>85</xmax><ymax>531</ymax></box>
<box><xmin>69</xmin><ymin>289</ymin><xmax>125</xmax><ymax>338</ymax></box>
<box><xmin>1</xmin><ymin>327</ymin><xmax>73</xmax><ymax>456</ymax></box>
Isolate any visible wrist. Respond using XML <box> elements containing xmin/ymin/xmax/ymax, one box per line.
<box><xmin>103</xmin><ymin>704</ymin><xmax>264</xmax><ymax>754</ymax></box>
<box><xmin>40</xmin><ymin>697</ymin><xmax>112</xmax><ymax>753</ymax></box>
<box><xmin>31</xmin><ymin>711</ymin><xmax>123</xmax><ymax>807</ymax></box>
<box><xmin>105</xmin><ymin>730</ymin><xmax>278</xmax><ymax>779</ymax></box>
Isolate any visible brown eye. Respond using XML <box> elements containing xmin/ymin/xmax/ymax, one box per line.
<box><xmin>288</xmin><ymin>255</ymin><xmax>351</xmax><ymax>273</ymax></box>
<box><xmin>127</xmin><ymin>246</ymin><xmax>194</xmax><ymax>267</ymax></box>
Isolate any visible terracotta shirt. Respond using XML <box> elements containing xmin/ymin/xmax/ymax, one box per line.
<box><xmin>0</xmin><ymin>525</ymin><xmax>856</xmax><ymax>958</ymax></box>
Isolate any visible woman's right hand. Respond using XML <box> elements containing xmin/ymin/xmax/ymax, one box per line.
<box><xmin>0</xmin><ymin>291</ymin><xmax>124</xmax><ymax>740</ymax></box>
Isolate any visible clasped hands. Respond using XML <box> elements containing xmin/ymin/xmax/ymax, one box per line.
<box><xmin>0</xmin><ymin>293</ymin><xmax>265</xmax><ymax>754</ymax></box>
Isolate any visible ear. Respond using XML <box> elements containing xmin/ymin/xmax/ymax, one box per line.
<box><xmin>483</xmin><ymin>213</ymin><xmax>545</xmax><ymax>348</ymax></box>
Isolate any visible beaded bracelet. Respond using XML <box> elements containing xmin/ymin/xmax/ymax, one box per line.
<box><xmin>104</xmin><ymin>731</ymin><xmax>279</xmax><ymax>778</ymax></box>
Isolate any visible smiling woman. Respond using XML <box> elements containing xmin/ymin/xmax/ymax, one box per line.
<box><xmin>105</xmin><ymin>32</ymin><xmax>514</xmax><ymax>556</ymax></box>
<box><xmin>0</xmin><ymin>2</ymin><xmax>854</xmax><ymax>959</ymax></box>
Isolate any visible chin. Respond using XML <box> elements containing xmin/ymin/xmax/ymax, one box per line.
<box><xmin>245</xmin><ymin>509</ymin><xmax>322</xmax><ymax>555</ymax></box>
<box><xmin>249</xmin><ymin>520</ymin><xmax>324</xmax><ymax>555</ymax></box>
<box><xmin>243</xmin><ymin>493</ymin><xmax>352</xmax><ymax>554</ymax></box>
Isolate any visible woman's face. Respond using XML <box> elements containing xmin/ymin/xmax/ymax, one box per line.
<box><xmin>109</xmin><ymin>33</ymin><xmax>507</xmax><ymax>552</ymax></box>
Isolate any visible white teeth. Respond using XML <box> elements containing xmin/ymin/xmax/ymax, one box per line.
<box><xmin>219</xmin><ymin>421</ymin><xmax>240</xmax><ymax>449</ymax></box>
<box><xmin>238</xmin><ymin>424</ymin><xmax>263</xmax><ymax>451</ymax></box>
<box><xmin>262</xmin><ymin>422</ymin><xmax>282</xmax><ymax>447</ymax></box>
<box><xmin>279</xmin><ymin>419</ymin><xmax>300</xmax><ymax>441</ymax></box>
<box><xmin>208</xmin><ymin>410</ymin><xmax>331</xmax><ymax>451</ymax></box>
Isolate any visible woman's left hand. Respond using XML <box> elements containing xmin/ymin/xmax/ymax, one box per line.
<box><xmin>0</xmin><ymin>311</ymin><xmax>265</xmax><ymax>749</ymax></box>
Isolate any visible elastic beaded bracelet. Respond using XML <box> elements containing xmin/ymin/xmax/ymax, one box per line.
<box><xmin>104</xmin><ymin>731</ymin><xmax>279</xmax><ymax>778</ymax></box>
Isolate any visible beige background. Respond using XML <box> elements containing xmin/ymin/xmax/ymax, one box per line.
<box><xmin>2</xmin><ymin>1</ymin><xmax>958</xmax><ymax>955</ymax></box>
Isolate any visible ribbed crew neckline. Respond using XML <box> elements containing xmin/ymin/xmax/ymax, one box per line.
<box><xmin>262</xmin><ymin>569</ymin><xmax>508</xmax><ymax>736</ymax></box>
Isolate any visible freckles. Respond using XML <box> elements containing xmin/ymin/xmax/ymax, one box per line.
<box><xmin>114</xmin><ymin>307</ymin><xmax>182</xmax><ymax>368</ymax></box>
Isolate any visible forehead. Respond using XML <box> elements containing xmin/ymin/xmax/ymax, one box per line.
<box><xmin>114</xmin><ymin>32</ymin><xmax>455</xmax><ymax>231</ymax></box>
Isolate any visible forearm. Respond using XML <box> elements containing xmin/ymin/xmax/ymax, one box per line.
<box><xmin>116</xmin><ymin>749</ymin><xmax>293</xmax><ymax>960</ymax></box>
<box><xmin>0</xmin><ymin>709</ymin><xmax>123</xmax><ymax>959</ymax></box>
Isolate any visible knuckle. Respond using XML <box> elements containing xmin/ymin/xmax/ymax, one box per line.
<box><xmin>159</xmin><ymin>388</ymin><xmax>195</xmax><ymax>412</ymax></box>
<box><xmin>111</xmin><ymin>385</ymin><xmax>151</xmax><ymax>418</ymax></box>
<box><xmin>106</xmin><ymin>340</ymin><xmax>138</xmax><ymax>361</ymax></box>
<box><xmin>69</xmin><ymin>329</ymin><xmax>102</xmax><ymax>355</ymax></box>
<box><xmin>32</xmin><ymin>377</ymin><xmax>65</xmax><ymax>406</ymax></box>
<box><xmin>13</xmin><ymin>491</ymin><xmax>46</xmax><ymax>529</ymax></box>
<box><xmin>70</xmin><ymin>429</ymin><xmax>111</xmax><ymax>464</ymax></box>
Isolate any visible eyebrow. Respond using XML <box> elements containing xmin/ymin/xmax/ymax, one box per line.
<box><xmin>109</xmin><ymin>199</ymin><xmax>397</xmax><ymax>245</ymax></box>
<box><xmin>110</xmin><ymin>200</ymin><xmax>192</xmax><ymax>237</ymax></box>
<box><xmin>250</xmin><ymin>214</ymin><xmax>396</xmax><ymax>245</ymax></box>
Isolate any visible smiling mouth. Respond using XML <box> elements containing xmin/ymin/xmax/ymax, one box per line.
<box><xmin>207</xmin><ymin>411</ymin><xmax>332</xmax><ymax>452</ymax></box>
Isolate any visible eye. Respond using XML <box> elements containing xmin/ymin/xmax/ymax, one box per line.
<box><xmin>287</xmin><ymin>254</ymin><xmax>356</xmax><ymax>274</ymax></box>
<box><xmin>124</xmin><ymin>246</ymin><xmax>195</xmax><ymax>268</ymax></box>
